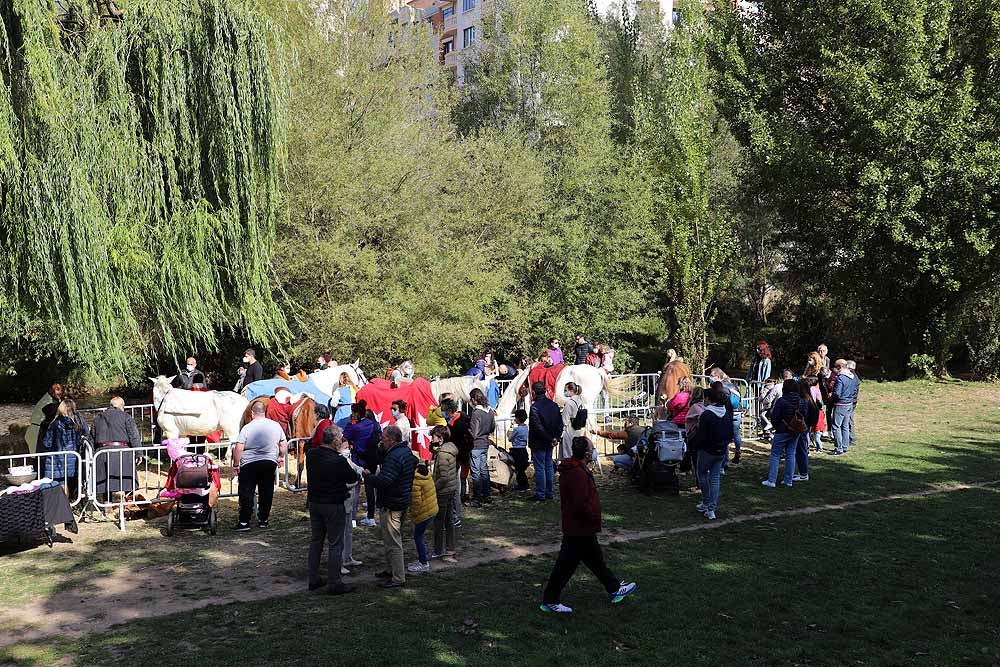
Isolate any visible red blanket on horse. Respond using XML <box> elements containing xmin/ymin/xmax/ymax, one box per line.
<box><xmin>356</xmin><ymin>378</ymin><xmax>437</xmax><ymax>460</ymax></box>
<box><xmin>529</xmin><ymin>363</ymin><xmax>565</xmax><ymax>400</ymax></box>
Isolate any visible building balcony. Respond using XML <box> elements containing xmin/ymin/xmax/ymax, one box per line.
<box><xmin>443</xmin><ymin>13</ymin><xmax>457</xmax><ymax>31</ymax></box>
<box><xmin>444</xmin><ymin>50</ymin><xmax>457</xmax><ymax>67</ymax></box>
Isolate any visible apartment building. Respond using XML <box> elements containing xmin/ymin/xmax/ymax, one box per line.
<box><xmin>394</xmin><ymin>0</ymin><xmax>483</xmax><ymax>84</ymax></box>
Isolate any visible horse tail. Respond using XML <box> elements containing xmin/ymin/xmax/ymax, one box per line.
<box><xmin>605</xmin><ymin>374</ymin><xmax>637</xmax><ymax>400</ymax></box>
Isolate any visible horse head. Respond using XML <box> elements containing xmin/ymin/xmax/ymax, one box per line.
<box><xmin>350</xmin><ymin>359</ymin><xmax>368</xmax><ymax>386</ymax></box>
<box><xmin>149</xmin><ymin>375</ymin><xmax>176</xmax><ymax>405</ymax></box>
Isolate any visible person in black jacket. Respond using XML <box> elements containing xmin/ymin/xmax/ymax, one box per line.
<box><xmin>442</xmin><ymin>398</ymin><xmax>471</xmax><ymax>523</ymax></box>
<box><xmin>529</xmin><ymin>381</ymin><xmax>564</xmax><ymax>502</ymax></box>
<box><xmin>693</xmin><ymin>383</ymin><xmax>734</xmax><ymax>521</ymax></box>
<box><xmin>572</xmin><ymin>334</ymin><xmax>593</xmax><ymax>366</ymax></box>
<box><xmin>763</xmin><ymin>379</ymin><xmax>809</xmax><ymax>488</ymax></box>
<box><xmin>306</xmin><ymin>425</ymin><xmax>358</xmax><ymax>595</ymax></box>
<box><xmin>92</xmin><ymin>397</ymin><xmax>142</xmax><ymax>499</ymax></box>
<box><xmin>363</xmin><ymin>425</ymin><xmax>417</xmax><ymax>588</ymax></box>
<box><xmin>235</xmin><ymin>348</ymin><xmax>263</xmax><ymax>391</ymax></box>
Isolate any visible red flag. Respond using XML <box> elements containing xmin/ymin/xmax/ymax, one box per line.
<box><xmin>356</xmin><ymin>378</ymin><xmax>437</xmax><ymax>460</ymax></box>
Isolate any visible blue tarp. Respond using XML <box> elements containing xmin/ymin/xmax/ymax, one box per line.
<box><xmin>242</xmin><ymin>378</ymin><xmax>333</xmax><ymax>407</ymax></box>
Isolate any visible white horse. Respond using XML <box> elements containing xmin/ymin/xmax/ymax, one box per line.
<box><xmin>151</xmin><ymin>376</ymin><xmax>248</xmax><ymax>456</ymax></box>
<box><xmin>495</xmin><ymin>365</ymin><xmax>637</xmax><ymax>434</ymax></box>
<box><xmin>309</xmin><ymin>361</ymin><xmax>369</xmax><ymax>400</ymax></box>
<box><xmin>430</xmin><ymin>376</ymin><xmax>489</xmax><ymax>404</ymax></box>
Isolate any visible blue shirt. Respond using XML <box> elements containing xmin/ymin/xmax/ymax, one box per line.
<box><xmin>510</xmin><ymin>424</ymin><xmax>528</xmax><ymax>448</ymax></box>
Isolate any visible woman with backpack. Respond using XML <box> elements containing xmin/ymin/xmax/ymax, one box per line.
<box><xmin>41</xmin><ymin>399</ymin><xmax>88</xmax><ymax>501</ymax></box>
<box><xmin>560</xmin><ymin>383</ymin><xmax>585</xmax><ymax>461</ymax></box>
<box><xmin>692</xmin><ymin>383</ymin><xmax>734</xmax><ymax>521</ymax></box>
<box><xmin>762</xmin><ymin>379</ymin><xmax>809</xmax><ymax>488</ymax></box>
<box><xmin>794</xmin><ymin>381</ymin><xmax>821</xmax><ymax>482</ymax></box>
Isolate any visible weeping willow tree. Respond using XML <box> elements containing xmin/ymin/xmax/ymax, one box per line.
<box><xmin>0</xmin><ymin>0</ymin><xmax>288</xmax><ymax>372</ymax></box>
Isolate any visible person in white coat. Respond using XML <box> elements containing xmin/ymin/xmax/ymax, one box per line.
<box><xmin>560</xmin><ymin>383</ymin><xmax>585</xmax><ymax>461</ymax></box>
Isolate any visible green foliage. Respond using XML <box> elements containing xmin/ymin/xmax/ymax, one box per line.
<box><xmin>267</xmin><ymin>1</ymin><xmax>551</xmax><ymax>375</ymax></box>
<box><xmin>456</xmin><ymin>0</ymin><xmax>666</xmax><ymax>363</ymax></box>
<box><xmin>908</xmin><ymin>353</ymin><xmax>937</xmax><ymax>380</ymax></box>
<box><xmin>618</xmin><ymin>0</ymin><xmax>737</xmax><ymax>371</ymax></box>
<box><xmin>710</xmin><ymin>0</ymin><xmax>1000</xmax><ymax>375</ymax></box>
<box><xmin>0</xmin><ymin>0</ymin><xmax>288</xmax><ymax>373</ymax></box>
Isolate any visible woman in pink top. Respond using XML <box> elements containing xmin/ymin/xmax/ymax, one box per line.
<box><xmin>667</xmin><ymin>377</ymin><xmax>693</xmax><ymax>426</ymax></box>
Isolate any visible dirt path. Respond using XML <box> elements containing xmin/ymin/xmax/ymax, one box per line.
<box><xmin>2</xmin><ymin>479</ymin><xmax>995</xmax><ymax>647</ymax></box>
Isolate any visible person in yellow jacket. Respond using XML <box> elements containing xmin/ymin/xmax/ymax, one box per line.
<box><xmin>407</xmin><ymin>460</ymin><xmax>439</xmax><ymax>574</ymax></box>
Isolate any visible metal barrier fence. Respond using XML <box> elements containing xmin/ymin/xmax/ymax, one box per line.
<box><xmin>280</xmin><ymin>437</ymin><xmax>310</xmax><ymax>493</ymax></box>
<box><xmin>1</xmin><ymin>450</ymin><xmax>85</xmax><ymax>507</ymax></box>
<box><xmin>87</xmin><ymin>441</ymin><xmax>240</xmax><ymax>530</ymax></box>
<box><xmin>11</xmin><ymin>373</ymin><xmax>766</xmax><ymax>531</ymax></box>
<box><xmin>78</xmin><ymin>403</ymin><xmax>157</xmax><ymax>444</ymax></box>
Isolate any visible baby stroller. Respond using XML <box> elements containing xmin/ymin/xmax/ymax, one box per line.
<box><xmin>160</xmin><ymin>439</ymin><xmax>221</xmax><ymax>536</ymax></box>
<box><xmin>632</xmin><ymin>425</ymin><xmax>684</xmax><ymax>495</ymax></box>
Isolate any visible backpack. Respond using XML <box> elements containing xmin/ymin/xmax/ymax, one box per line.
<box><xmin>384</xmin><ymin>366</ymin><xmax>397</xmax><ymax>380</ymax></box>
<box><xmin>571</xmin><ymin>405</ymin><xmax>588</xmax><ymax>430</ymax></box>
<box><xmin>784</xmin><ymin>407</ymin><xmax>809</xmax><ymax>434</ymax></box>
<box><xmin>728</xmin><ymin>388</ymin><xmax>741</xmax><ymax>412</ymax></box>
<box><xmin>586</xmin><ymin>351</ymin><xmax>601</xmax><ymax>367</ymax></box>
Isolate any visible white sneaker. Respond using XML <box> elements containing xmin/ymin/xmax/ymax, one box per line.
<box><xmin>793</xmin><ymin>474</ymin><xmax>809</xmax><ymax>482</ymax></box>
<box><xmin>406</xmin><ymin>561</ymin><xmax>430</xmax><ymax>573</ymax></box>
<box><xmin>540</xmin><ymin>602</ymin><xmax>573</xmax><ymax>613</ymax></box>
<box><xmin>352</xmin><ymin>520</ymin><xmax>357</xmax><ymax>528</ymax></box>
<box><xmin>360</xmin><ymin>518</ymin><xmax>376</xmax><ymax>527</ymax></box>
<box><xmin>695</xmin><ymin>503</ymin><xmax>707</xmax><ymax>513</ymax></box>
<box><xmin>761</xmin><ymin>480</ymin><xmax>776</xmax><ymax>488</ymax></box>
<box><xmin>344</xmin><ymin>558</ymin><xmax>363</xmax><ymax>567</ymax></box>
<box><xmin>705</xmin><ymin>510</ymin><xmax>717</xmax><ymax>520</ymax></box>
<box><xmin>341</xmin><ymin>566</ymin><xmax>350</xmax><ymax>575</ymax></box>
<box><xmin>611</xmin><ymin>582</ymin><xmax>637</xmax><ymax>603</ymax></box>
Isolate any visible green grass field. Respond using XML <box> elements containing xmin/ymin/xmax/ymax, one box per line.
<box><xmin>1</xmin><ymin>380</ymin><xmax>999</xmax><ymax>667</ymax></box>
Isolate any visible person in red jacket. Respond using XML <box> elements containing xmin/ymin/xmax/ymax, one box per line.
<box><xmin>540</xmin><ymin>436</ymin><xmax>637</xmax><ymax>614</ymax></box>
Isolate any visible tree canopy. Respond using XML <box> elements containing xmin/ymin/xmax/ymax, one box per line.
<box><xmin>0</xmin><ymin>0</ymin><xmax>288</xmax><ymax>378</ymax></box>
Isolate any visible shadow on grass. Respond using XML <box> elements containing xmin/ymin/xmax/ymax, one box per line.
<box><xmin>9</xmin><ymin>486</ymin><xmax>998</xmax><ymax>667</ymax></box>
<box><xmin>1</xmin><ymin>381</ymin><xmax>999</xmax><ymax>665</ymax></box>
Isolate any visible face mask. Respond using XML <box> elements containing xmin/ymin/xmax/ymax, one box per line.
<box><xmin>242</xmin><ymin>356</ymin><xmax>250</xmax><ymax>363</ymax></box>
<box><xmin>186</xmin><ymin>364</ymin><xmax>195</xmax><ymax>372</ymax></box>
<box><xmin>563</xmin><ymin>391</ymin><xmax>570</xmax><ymax>398</ymax></box>
<box><xmin>392</xmin><ymin>409</ymin><xmax>399</xmax><ymax>418</ymax></box>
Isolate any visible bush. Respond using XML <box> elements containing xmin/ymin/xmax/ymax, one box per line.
<box><xmin>908</xmin><ymin>353</ymin><xmax>936</xmax><ymax>380</ymax></box>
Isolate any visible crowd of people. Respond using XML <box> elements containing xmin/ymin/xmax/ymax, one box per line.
<box><xmin>21</xmin><ymin>335</ymin><xmax>861</xmax><ymax>612</ymax></box>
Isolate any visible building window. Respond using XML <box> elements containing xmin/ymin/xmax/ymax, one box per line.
<box><xmin>462</xmin><ymin>25</ymin><xmax>476</xmax><ymax>48</ymax></box>
<box><xmin>443</xmin><ymin>39</ymin><xmax>454</xmax><ymax>54</ymax></box>
<box><xmin>442</xmin><ymin>5</ymin><xmax>454</xmax><ymax>18</ymax></box>
<box><xmin>462</xmin><ymin>0</ymin><xmax>476</xmax><ymax>12</ymax></box>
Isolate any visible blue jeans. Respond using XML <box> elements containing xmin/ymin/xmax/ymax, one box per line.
<box><xmin>612</xmin><ymin>454</ymin><xmax>633</xmax><ymax>472</ymax></box>
<box><xmin>531</xmin><ymin>448</ymin><xmax>554</xmax><ymax>499</ymax></box>
<box><xmin>811</xmin><ymin>431</ymin><xmax>823</xmax><ymax>450</ymax></box>
<box><xmin>794</xmin><ymin>434</ymin><xmax>810</xmax><ymax>477</ymax></box>
<box><xmin>470</xmin><ymin>448</ymin><xmax>490</xmax><ymax>498</ymax></box>
<box><xmin>696</xmin><ymin>452</ymin><xmax>724</xmax><ymax>512</ymax></box>
<box><xmin>413</xmin><ymin>517</ymin><xmax>432</xmax><ymax>564</ymax></box>
<box><xmin>732</xmin><ymin>414</ymin><xmax>743</xmax><ymax>455</ymax></box>
<box><xmin>833</xmin><ymin>404</ymin><xmax>854</xmax><ymax>453</ymax></box>
<box><xmin>850</xmin><ymin>404</ymin><xmax>857</xmax><ymax>445</ymax></box>
<box><xmin>767</xmin><ymin>433</ymin><xmax>798</xmax><ymax>485</ymax></box>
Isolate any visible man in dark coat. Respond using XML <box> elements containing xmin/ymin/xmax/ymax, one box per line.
<box><xmin>572</xmin><ymin>333</ymin><xmax>593</xmax><ymax>366</ymax></box>
<box><xmin>306</xmin><ymin>424</ymin><xmax>359</xmax><ymax>595</ymax></box>
<box><xmin>528</xmin><ymin>381</ymin><xmax>563</xmax><ymax>502</ymax></box>
<box><xmin>540</xmin><ymin>437</ymin><xmax>637</xmax><ymax>613</ymax></box>
<box><xmin>236</xmin><ymin>348</ymin><xmax>263</xmax><ymax>391</ymax></box>
<box><xmin>92</xmin><ymin>397</ymin><xmax>142</xmax><ymax>498</ymax></box>
<box><xmin>363</xmin><ymin>425</ymin><xmax>416</xmax><ymax>588</ymax></box>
